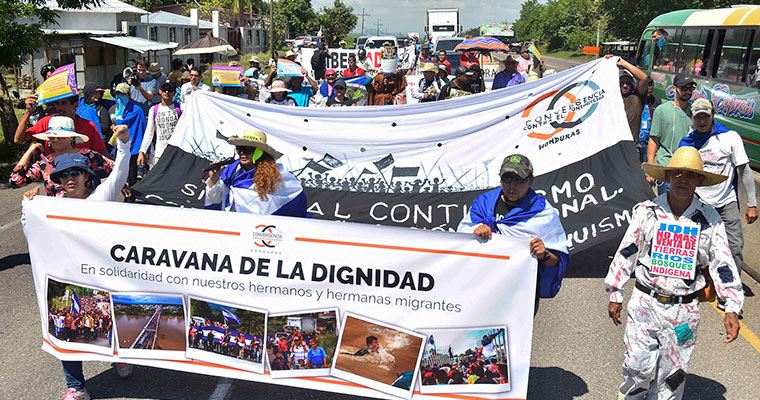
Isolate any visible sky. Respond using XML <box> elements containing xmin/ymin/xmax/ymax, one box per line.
<box><xmin>111</xmin><ymin>293</ymin><xmax>184</xmax><ymax>305</ymax></box>
<box><xmin>427</xmin><ymin>328</ymin><xmax>504</xmax><ymax>355</ymax></box>
<box><xmin>310</xmin><ymin>0</ymin><xmax>525</xmax><ymax>35</ymax></box>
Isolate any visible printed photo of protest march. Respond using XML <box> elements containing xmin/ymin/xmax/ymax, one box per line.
<box><xmin>332</xmin><ymin>314</ymin><xmax>425</xmax><ymax>399</ymax></box>
<box><xmin>111</xmin><ymin>293</ymin><xmax>186</xmax><ymax>359</ymax></box>
<box><xmin>186</xmin><ymin>297</ymin><xmax>267</xmax><ymax>372</ymax></box>
<box><xmin>46</xmin><ymin>277</ymin><xmax>113</xmax><ymax>354</ymax></box>
<box><xmin>266</xmin><ymin>309</ymin><xmax>339</xmax><ymax>377</ymax></box>
<box><xmin>418</xmin><ymin>327</ymin><xmax>510</xmax><ymax>394</ymax></box>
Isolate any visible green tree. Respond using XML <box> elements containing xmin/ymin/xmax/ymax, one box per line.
<box><xmin>513</xmin><ymin>0</ymin><xmax>546</xmax><ymax>44</ymax></box>
<box><xmin>0</xmin><ymin>0</ymin><xmax>103</xmax><ymax>142</ymax></box>
<box><xmin>314</xmin><ymin>0</ymin><xmax>357</xmax><ymax>47</ymax></box>
<box><xmin>273</xmin><ymin>0</ymin><xmax>316</xmax><ymax>44</ymax></box>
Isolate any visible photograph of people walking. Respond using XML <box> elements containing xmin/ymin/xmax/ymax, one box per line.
<box><xmin>419</xmin><ymin>327</ymin><xmax>510</xmax><ymax>394</ymax></box>
<box><xmin>266</xmin><ymin>309</ymin><xmax>339</xmax><ymax>377</ymax></box>
<box><xmin>111</xmin><ymin>293</ymin><xmax>186</xmax><ymax>359</ymax></box>
<box><xmin>186</xmin><ymin>297</ymin><xmax>267</xmax><ymax>373</ymax></box>
<box><xmin>46</xmin><ymin>277</ymin><xmax>114</xmax><ymax>355</ymax></box>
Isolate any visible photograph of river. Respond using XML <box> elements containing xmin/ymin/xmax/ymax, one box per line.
<box><xmin>112</xmin><ymin>293</ymin><xmax>186</xmax><ymax>358</ymax></box>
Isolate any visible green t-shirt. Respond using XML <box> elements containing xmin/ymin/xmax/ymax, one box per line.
<box><xmin>650</xmin><ymin>101</ymin><xmax>691</xmax><ymax>165</ymax></box>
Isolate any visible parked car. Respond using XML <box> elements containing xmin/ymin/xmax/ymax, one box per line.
<box><xmin>365</xmin><ymin>36</ymin><xmax>399</xmax><ymax>49</ymax></box>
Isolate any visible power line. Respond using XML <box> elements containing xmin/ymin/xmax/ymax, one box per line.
<box><xmin>357</xmin><ymin>8</ymin><xmax>370</xmax><ymax>35</ymax></box>
<box><xmin>374</xmin><ymin>18</ymin><xmax>382</xmax><ymax>36</ymax></box>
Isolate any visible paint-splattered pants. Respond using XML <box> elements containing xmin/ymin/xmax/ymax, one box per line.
<box><xmin>618</xmin><ymin>289</ymin><xmax>700</xmax><ymax>400</ymax></box>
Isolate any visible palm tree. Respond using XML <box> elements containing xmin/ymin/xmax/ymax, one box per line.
<box><xmin>229</xmin><ymin>0</ymin><xmax>265</xmax><ymax>27</ymax></box>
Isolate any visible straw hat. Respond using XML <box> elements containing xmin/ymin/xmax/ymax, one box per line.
<box><xmin>149</xmin><ymin>62</ymin><xmax>163</xmax><ymax>74</ymax></box>
<box><xmin>32</xmin><ymin>116</ymin><xmax>89</xmax><ymax>143</ymax></box>
<box><xmin>419</xmin><ymin>62</ymin><xmax>438</xmax><ymax>73</ymax></box>
<box><xmin>642</xmin><ymin>146</ymin><xmax>727</xmax><ymax>186</ymax></box>
<box><xmin>226</xmin><ymin>129</ymin><xmax>282</xmax><ymax>159</ymax></box>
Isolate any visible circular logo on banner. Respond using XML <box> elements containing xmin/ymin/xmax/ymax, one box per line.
<box><xmin>521</xmin><ymin>80</ymin><xmax>604</xmax><ymax>141</ymax></box>
<box><xmin>252</xmin><ymin>224</ymin><xmax>283</xmax><ymax>248</ymax></box>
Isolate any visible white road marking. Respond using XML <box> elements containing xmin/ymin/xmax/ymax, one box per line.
<box><xmin>209</xmin><ymin>378</ymin><xmax>233</xmax><ymax>400</ymax></box>
<box><xmin>0</xmin><ymin>219</ymin><xmax>20</xmax><ymax>234</ymax></box>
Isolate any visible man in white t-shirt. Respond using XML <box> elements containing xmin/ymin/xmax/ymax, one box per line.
<box><xmin>138</xmin><ymin>82</ymin><xmax>181</xmax><ymax>168</ymax></box>
<box><xmin>679</xmin><ymin>98</ymin><xmax>757</xmax><ymax>280</ymax></box>
<box><xmin>180</xmin><ymin>69</ymin><xmax>211</xmax><ymax>110</ymax></box>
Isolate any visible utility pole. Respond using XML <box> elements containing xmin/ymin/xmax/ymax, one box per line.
<box><xmin>268</xmin><ymin>0</ymin><xmax>274</xmax><ymax>56</ymax></box>
<box><xmin>358</xmin><ymin>8</ymin><xmax>370</xmax><ymax>35</ymax></box>
<box><xmin>374</xmin><ymin>19</ymin><xmax>382</xmax><ymax>36</ymax></box>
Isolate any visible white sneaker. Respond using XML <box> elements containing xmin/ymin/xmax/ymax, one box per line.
<box><xmin>62</xmin><ymin>388</ymin><xmax>90</xmax><ymax>400</ymax></box>
<box><xmin>113</xmin><ymin>362</ymin><xmax>134</xmax><ymax>378</ymax></box>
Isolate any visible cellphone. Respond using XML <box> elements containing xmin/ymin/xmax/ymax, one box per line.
<box><xmin>665</xmin><ymin>369</ymin><xmax>686</xmax><ymax>391</ymax></box>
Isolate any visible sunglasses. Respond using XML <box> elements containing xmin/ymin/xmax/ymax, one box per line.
<box><xmin>326</xmin><ymin>74</ymin><xmax>337</xmax><ymax>78</ymax></box>
<box><xmin>501</xmin><ymin>174</ymin><xmax>530</xmax><ymax>184</ymax></box>
<box><xmin>236</xmin><ymin>146</ymin><xmax>255</xmax><ymax>154</ymax></box>
<box><xmin>57</xmin><ymin>168</ymin><xmax>85</xmax><ymax>180</ymax></box>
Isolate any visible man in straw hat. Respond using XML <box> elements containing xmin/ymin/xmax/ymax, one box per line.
<box><xmin>605</xmin><ymin>146</ymin><xmax>743</xmax><ymax>400</ymax></box>
<box><xmin>411</xmin><ymin>62</ymin><xmax>443</xmax><ymax>103</ymax></box>
<box><xmin>679</xmin><ymin>98</ymin><xmax>757</xmax><ymax>280</ymax></box>
<box><xmin>205</xmin><ymin>129</ymin><xmax>308</xmax><ymax>216</ymax></box>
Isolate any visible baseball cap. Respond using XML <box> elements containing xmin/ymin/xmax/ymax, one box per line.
<box><xmin>673</xmin><ymin>73</ymin><xmax>695</xmax><ymax>88</ymax></box>
<box><xmin>499</xmin><ymin>154</ymin><xmax>533</xmax><ymax>180</ymax></box>
<box><xmin>691</xmin><ymin>98</ymin><xmax>713</xmax><ymax>116</ymax></box>
<box><xmin>334</xmin><ymin>79</ymin><xmax>347</xmax><ymax>89</ymax></box>
<box><xmin>454</xmin><ymin>66</ymin><xmax>469</xmax><ymax>77</ymax></box>
<box><xmin>114</xmin><ymin>82</ymin><xmax>130</xmax><ymax>95</ymax></box>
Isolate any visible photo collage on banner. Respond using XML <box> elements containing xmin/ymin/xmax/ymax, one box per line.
<box><xmin>45</xmin><ymin>276</ymin><xmax>512</xmax><ymax>399</ymax></box>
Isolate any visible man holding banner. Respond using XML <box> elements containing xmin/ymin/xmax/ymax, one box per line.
<box><xmin>458</xmin><ymin>154</ymin><xmax>569</xmax><ymax>312</ymax></box>
<box><xmin>605</xmin><ymin>146</ymin><xmax>743</xmax><ymax>400</ymax></box>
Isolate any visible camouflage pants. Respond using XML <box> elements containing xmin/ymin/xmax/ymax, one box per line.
<box><xmin>618</xmin><ymin>289</ymin><xmax>700</xmax><ymax>400</ymax></box>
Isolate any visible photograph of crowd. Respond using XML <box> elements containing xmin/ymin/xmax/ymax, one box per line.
<box><xmin>332</xmin><ymin>314</ymin><xmax>424</xmax><ymax>399</ymax></box>
<box><xmin>419</xmin><ymin>327</ymin><xmax>510</xmax><ymax>394</ymax></box>
<box><xmin>112</xmin><ymin>293</ymin><xmax>186</xmax><ymax>358</ymax></box>
<box><xmin>266</xmin><ymin>309</ymin><xmax>339</xmax><ymax>377</ymax></box>
<box><xmin>46</xmin><ymin>277</ymin><xmax>113</xmax><ymax>353</ymax></box>
<box><xmin>187</xmin><ymin>297</ymin><xmax>266</xmax><ymax>372</ymax></box>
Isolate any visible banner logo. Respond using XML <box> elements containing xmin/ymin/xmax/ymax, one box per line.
<box><xmin>522</xmin><ymin>80</ymin><xmax>604</xmax><ymax>142</ymax></box>
<box><xmin>252</xmin><ymin>225</ymin><xmax>283</xmax><ymax>248</ymax></box>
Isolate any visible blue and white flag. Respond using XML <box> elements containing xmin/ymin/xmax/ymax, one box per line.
<box><xmin>222</xmin><ymin>308</ymin><xmax>241</xmax><ymax>325</ymax></box>
<box><xmin>71</xmin><ymin>291</ymin><xmax>82</xmax><ymax>314</ymax></box>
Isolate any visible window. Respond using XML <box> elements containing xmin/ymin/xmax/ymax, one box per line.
<box><xmin>636</xmin><ymin>37</ymin><xmax>652</xmax><ymax>69</ymax></box>
<box><xmin>746</xmin><ymin>30</ymin><xmax>760</xmax><ymax>87</ymax></box>
<box><xmin>247</xmin><ymin>30</ymin><xmax>252</xmax><ymax>46</ymax></box>
<box><xmin>656</xmin><ymin>28</ymin><xmax>681</xmax><ymax>72</ymax></box>
<box><xmin>432</xmin><ymin>25</ymin><xmax>455</xmax><ymax>32</ymax></box>
<box><xmin>714</xmin><ymin>28</ymin><xmax>751</xmax><ymax>83</ymax></box>
<box><xmin>184</xmin><ymin>28</ymin><xmax>192</xmax><ymax>44</ymax></box>
<box><xmin>150</xmin><ymin>26</ymin><xmax>158</xmax><ymax>42</ymax></box>
<box><xmin>169</xmin><ymin>27</ymin><xmax>177</xmax><ymax>43</ymax></box>
<box><xmin>676</xmin><ymin>28</ymin><xmax>713</xmax><ymax>76</ymax></box>
<box><xmin>128</xmin><ymin>26</ymin><xmax>137</xmax><ymax>37</ymax></box>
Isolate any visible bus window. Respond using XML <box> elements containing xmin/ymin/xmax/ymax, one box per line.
<box><xmin>714</xmin><ymin>29</ymin><xmax>751</xmax><ymax>84</ymax></box>
<box><xmin>656</xmin><ymin>29</ymin><xmax>680</xmax><ymax>72</ymax></box>
<box><xmin>637</xmin><ymin>29</ymin><xmax>654</xmax><ymax>69</ymax></box>
<box><xmin>677</xmin><ymin>28</ymin><xmax>713</xmax><ymax>76</ymax></box>
<box><xmin>745</xmin><ymin>31</ymin><xmax>760</xmax><ymax>87</ymax></box>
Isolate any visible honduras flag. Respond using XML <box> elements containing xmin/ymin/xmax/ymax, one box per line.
<box><xmin>222</xmin><ymin>308</ymin><xmax>241</xmax><ymax>326</ymax></box>
<box><xmin>204</xmin><ymin>161</ymin><xmax>309</xmax><ymax>217</ymax></box>
<box><xmin>458</xmin><ymin>188</ymin><xmax>569</xmax><ymax>298</ymax></box>
<box><xmin>71</xmin><ymin>291</ymin><xmax>82</xmax><ymax>314</ymax></box>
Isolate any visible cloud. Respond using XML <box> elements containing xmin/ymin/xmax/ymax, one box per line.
<box><xmin>310</xmin><ymin>0</ymin><xmax>523</xmax><ymax>34</ymax></box>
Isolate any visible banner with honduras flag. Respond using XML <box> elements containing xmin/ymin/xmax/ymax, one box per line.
<box><xmin>132</xmin><ymin>58</ymin><xmax>653</xmax><ymax>272</ymax></box>
<box><xmin>71</xmin><ymin>291</ymin><xmax>82</xmax><ymax>314</ymax></box>
<box><xmin>222</xmin><ymin>308</ymin><xmax>241</xmax><ymax>325</ymax></box>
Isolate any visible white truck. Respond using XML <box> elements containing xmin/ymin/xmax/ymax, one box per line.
<box><xmin>286</xmin><ymin>317</ymin><xmax>317</xmax><ymax>334</ymax></box>
<box><xmin>425</xmin><ymin>8</ymin><xmax>460</xmax><ymax>43</ymax></box>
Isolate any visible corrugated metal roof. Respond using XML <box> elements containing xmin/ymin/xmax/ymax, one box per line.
<box><xmin>140</xmin><ymin>11</ymin><xmax>214</xmax><ymax>29</ymax></box>
<box><xmin>89</xmin><ymin>35</ymin><xmax>178</xmax><ymax>53</ymax></box>
<box><xmin>42</xmin><ymin>28</ymin><xmax>122</xmax><ymax>35</ymax></box>
<box><xmin>44</xmin><ymin>0</ymin><xmax>147</xmax><ymax>14</ymax></box>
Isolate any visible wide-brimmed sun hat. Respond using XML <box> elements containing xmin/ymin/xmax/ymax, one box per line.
<box><xmin>226</xmin><ymin>129</ymin><xmax>283</xmax><ymax>160</ymax></box>
<box><xmin>419</xmin><ymin>62</ymin><xmax>438</xmax><ymax>73</ymax></box>
<box><xmin>268</xmin><ymin>80</ymin><xmax>291</xmax><ymax>93</ymax></box>
<box><xmin>50</xmin><ymin>152</ymin><xmax>99</xmax><ymax>186</ymax></box>
<box><xmin>32</xmin><ymin>116</ymin><xmax>89</xmax><ymax>143</ymax></box>
<box><xmin>149</xmin><ymin>62</ymin><xmax>163</xmax><ymax>74</ymax></box>
<box><xmin>642</xmin><ymin>146</ymin><xmax>727</xmax><ymax>186</ymax></box>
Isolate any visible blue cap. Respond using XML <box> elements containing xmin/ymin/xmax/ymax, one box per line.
<box><xmin>50</xmin><ymin>153</ymin><xmax>100</xmax><ymax>186</ymax></box>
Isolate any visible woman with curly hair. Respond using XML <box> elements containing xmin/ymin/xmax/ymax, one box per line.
<box><xmin>205</xmin><ymin>129</ymin><xmax>308</xmax><ymax>216</ymax></box>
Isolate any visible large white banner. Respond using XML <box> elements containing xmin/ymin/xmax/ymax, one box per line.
<box><xmin>301</xmin><ymin>46</ymin><xmax>417</xmax><ymax>76</ymax></box>
<box><xmin>25</xmin><ymin>196</ymin><xmax>536</xmax><ymax>399</ymax></box>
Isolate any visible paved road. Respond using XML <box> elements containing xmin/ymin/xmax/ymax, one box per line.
<box><xmin>543</xmin><ymin>55</ymin><xmax>585</xmax><ymax>72</ymax></box>
<box><xmin>2</xmin><ymin>183</ymin><xmax>760</xmax><ymax>399</ymax></box>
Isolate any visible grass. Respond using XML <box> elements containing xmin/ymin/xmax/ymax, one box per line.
<box><xmin>544</xmin><ymin>50</ymin><xmax>597</xmax><ymax>63</ymax></box>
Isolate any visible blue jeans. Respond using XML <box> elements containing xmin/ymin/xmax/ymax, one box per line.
<box><xmin>62</xmin><ymin>361</ymin><xmax>85</xmax><ymax>391</ymax></box>
<box><xmin>655</xmin><ymin>180</ymin><xmax>670</xmax><ymax>196</ymax></box>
